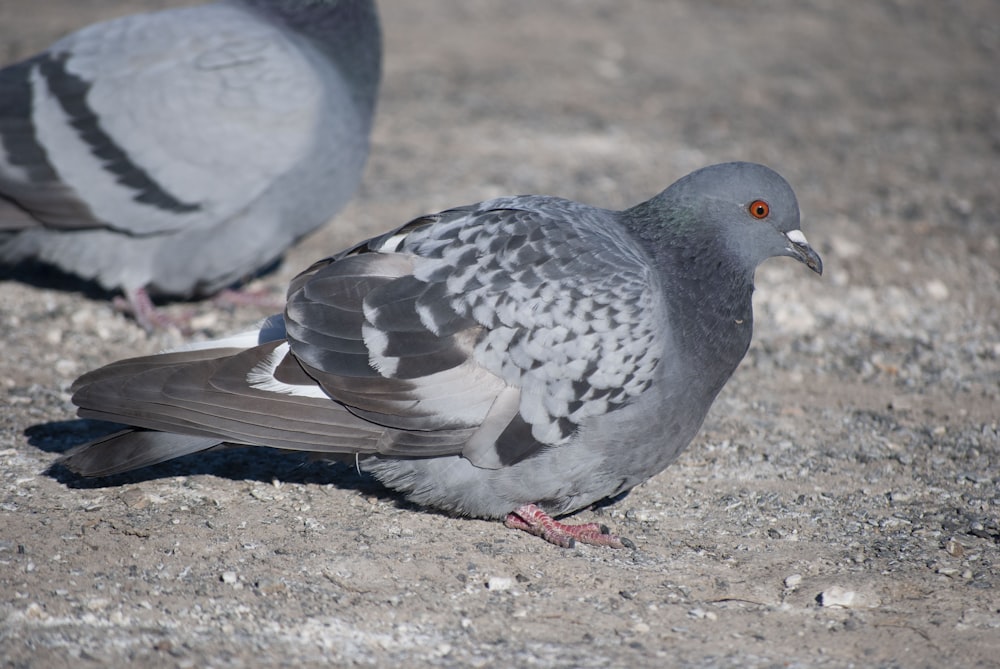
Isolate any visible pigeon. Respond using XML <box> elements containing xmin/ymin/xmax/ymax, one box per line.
<box><xmin>0</xmin><ymin>0</ymin><xmax>381</xmax><ymax>330</ymax></box>
<box><xmin>61</xmin><ymin>162</ymin><xmax>823</xmax><ymax>548</ymax></box>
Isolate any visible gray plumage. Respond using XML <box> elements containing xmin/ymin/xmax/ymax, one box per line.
<box><xmin>61</xmin><ymin>162</ymin><xmax>823</xmax><ymax>547</ymax></box>
<box><xmin>0</xmin><ymin>0</ymin><xmax>381</xmax><ymax>321</ymax></box>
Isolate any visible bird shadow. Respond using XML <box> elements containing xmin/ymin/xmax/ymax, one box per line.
<box><xmin>28</xmin><ymin>418</ymin><xmax>632</xmax><ymax>518</ymax></box>
<box><xmin>28</xmin><ymin>419</ymin><xmax>396</xmax><ymax>504</ymax></box>
<box><xmin>0</xmin><ymin>262</ymin><xmax>117</xmax><ymax>303</ymax></box>
<box><xmin>1</xmin><ymin>257</ymin><xmax>284</xmax><ymax>305</ymax></box>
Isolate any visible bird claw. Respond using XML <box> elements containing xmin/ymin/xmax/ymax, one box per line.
<box><xmin>505</xmin><ymin>503</ymin><xmax>633</xmax><ymax>549</ymax></box>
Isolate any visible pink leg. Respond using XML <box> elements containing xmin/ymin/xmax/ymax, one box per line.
<box><xmin>213</xmin><ymin>287</ymin><xmax>284</xmax><ymax>311</ymax></box>
<box><xmin>504</xmin><ymin>503</ymin><xmax>634</xmax><ymax>549</ymax></box>
<box><xmin>113</xmin><ymin>287</ymin><xmax>192</xmax><ymax>334</ymax></box>
<box><xmin>114</xmin><ymin>285</ymin><xmax>280</xmax><ymax>333</ymax></box>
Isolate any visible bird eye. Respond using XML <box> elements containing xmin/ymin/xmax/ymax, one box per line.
<box><xmin>748</xmin><ymin>199</ymin><xmax>770</xmax><ymax>219</ymax></box>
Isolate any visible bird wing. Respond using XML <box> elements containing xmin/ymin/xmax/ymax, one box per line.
<box><xmin>0</xmin><ymin>3</ymin><xmax>325</xmax><ymax>235</ymax></box>
<box><xmin>284</xmin><ymin>197</ymin><xmax>664</xmax><ymax>468</ymax></box>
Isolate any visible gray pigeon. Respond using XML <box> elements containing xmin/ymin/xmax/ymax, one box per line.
<box><xmin>0</xmin><ymin>0</ymin><xmax>381</xmax><ymax>330</ymax></box>
<box><xmin>61</xmin><ymin>162</ymin><xmax>822</xmax><ymax>548</ymax></box>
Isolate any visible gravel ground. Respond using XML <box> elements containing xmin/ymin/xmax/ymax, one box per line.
<box><xmin>2</xmin><ymin>1</ymin><xmax>999</xmax><ymax>667</ymax></box>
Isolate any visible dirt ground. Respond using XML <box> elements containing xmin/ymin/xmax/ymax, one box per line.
<box><xmin>1</xmin><ymin>1</ymin><xmax>999</xmax><ymax>667</ymax></box>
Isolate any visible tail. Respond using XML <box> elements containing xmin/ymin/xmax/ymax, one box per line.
<box><xmin>60</xmin><ymin>316</ymin><xmax>388</xmax><ymax>477</ymax></box>
<box><xmin>59</xmin><ymin>430</ymin><xmax>223</xmax><ymax>477</ymax></box>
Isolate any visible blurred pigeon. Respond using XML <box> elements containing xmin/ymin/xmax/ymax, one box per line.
<box><xmin>0</xmin><ymin>0</ymin><xmax>381</xmax><ymax>330</ymax></box>
<box><xmin>61</xmin><ymin>162</ymin><xmax>822</xmax><ymax>548</ymax></box>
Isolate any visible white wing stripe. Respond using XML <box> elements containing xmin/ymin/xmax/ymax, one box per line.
<box><xmin>247</xmin><ymin>342</ymin><xmax>329</xmax><ymax>399</ymax></box>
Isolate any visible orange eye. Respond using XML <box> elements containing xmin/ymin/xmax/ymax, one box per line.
<box><xmin>748</xmin><ymin>199</ymin><xmax>770</xmax><ymax>219</ymax></box>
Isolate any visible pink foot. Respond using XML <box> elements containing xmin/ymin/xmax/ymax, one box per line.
<box><xmin>504</xmin><ymin>503</ymin><xmax>634</xmax><ymax>549</ymax></box>
<box><xmin>114</xmin><ymin>287</ymin><xmax>193</xmax><ymax>334</ymax></box>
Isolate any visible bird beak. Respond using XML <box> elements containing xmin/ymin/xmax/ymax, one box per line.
<box><xmin>784</xmin><ymin>229</ymin><xmax>823</xmax><ymax>275</ymax></box>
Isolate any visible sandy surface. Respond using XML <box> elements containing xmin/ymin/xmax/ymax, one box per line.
<box><xmin>2</xmin><ymin>1</ymin><xmax>999</xmax><ymax>667</ymax></box>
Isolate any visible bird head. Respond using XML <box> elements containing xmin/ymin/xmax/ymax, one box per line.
<box><xmin>665</xmin><ymin>161</ymin><xmax>823</xmax><ymax>276</ymax></box>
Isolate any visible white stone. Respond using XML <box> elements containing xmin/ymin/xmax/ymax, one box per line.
<box><xmin>486</xmin><ymin>576</ymin><xmax>514</xmax><ymax>591</ymax></box>
<box><xmin>818</xmin><ymin>586</ymin><xmax>856</xmax><ymax>608</ymax></box>
<box><xmin>925</xmin><ymin>279</ymin><xmax>949</xmax><ymax>301</ymax></box>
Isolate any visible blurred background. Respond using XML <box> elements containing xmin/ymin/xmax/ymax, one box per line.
<box><xmin>1</xmin><ymin>2</ymin><xmax>997</xmax><ymax>666</ymax></box>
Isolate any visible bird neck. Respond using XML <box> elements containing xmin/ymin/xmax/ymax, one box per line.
<box><xmin>245</xmin><ymin>0</ymin><xmax>382</xmax><ymax>114</ymax></box>
<box><xmin>626</xmin><ymin>202</ymin><xmax>757</xmax><ymax>379</ymax></box>
<box><xmin>664</xmin><ymin>247</ymin><xmax>756</xmax><ymax>380</ymax></box>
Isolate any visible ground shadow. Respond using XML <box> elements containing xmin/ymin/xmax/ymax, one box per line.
<box><xmin>0</xmin><ymin>262</ymin><xmax>117</xmax><ymax>303</ymax></box>
<box><xmin>28</xmin><ymin>418</ymin><xmax>632</xmax><ymax>518</ymax></box>
<box><xmin>27</xmin><ymin>418</ymin><xmax>393</xmax><ymax>503</ymax></box>
<box><xmin>1</xmin><ymin>256</ymin><xmax>283</xmax><ymax>305</ymax></box>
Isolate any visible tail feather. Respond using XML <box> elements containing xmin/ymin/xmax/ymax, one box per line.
<box><xmin>59</xmin><ymin>430</ymin><xmax>223</xmax><ymax>477</ymax></box>
<box><xmin>65</xmin><ymin>338</ymin><xmax>473</xmax><ymax>477</ymax></box>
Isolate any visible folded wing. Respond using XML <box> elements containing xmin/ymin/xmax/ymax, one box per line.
<box><xmin>65</xmin><ymin>198</ymin><xmax>664</xmax><ymax>475</ymax></box>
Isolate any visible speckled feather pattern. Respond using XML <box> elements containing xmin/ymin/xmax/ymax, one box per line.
<box><xmin>368</xmin><ymin>198</ymin><xmax>661</xmax><ymax>447</ymax></box>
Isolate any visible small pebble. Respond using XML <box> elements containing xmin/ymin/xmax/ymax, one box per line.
<box><xmin>24</xmin><ymin>602</ymin><xmax>46</xmax><ymax>620</ymax></box>
<box><xmin>120</xmin><ymin>490</ymin><xmax>150</xmax><ymax>510</ymax></box>
<box><xmin>688</xmin><ymin>608</ymin><xmax>718</xmax><ymax>620</ymax></box>
<box><xmin>188</xmin><ymin>311</ymin><xmax>219</xmax><ymax>331</ymax></box>
<box><xmin>784</xmin><ymin>574</ymin><xmax>803</xmax><ymax>589</ymax></box>
<box><xmin>85</xmin><ymin>597</ymin><xmax>111</xmax><ymax>611</ymax></box>
<box><xmin>486</xmin><ymin>576</ymin><xmax>514</xmax><ymax>591</ymax></box>
<box><xmin>817</xmin><ymin>586</ymin><xmax>856</xmax><ymax>608</ymax></box>
<box><xmin>55</xmin><ymin>359</ymin><xmax>77</xmax><ymax>376</ymax></box>
<box><xmin>925</xmin><ymin>279</ymin><xmax>949</xmax><ymax>301</ymax></box>
<box><xmin>221</xmin><ymin>571</ymin><xmax>238</xmax><ymax>585</ymax></box>
<box><xmin>944</xmin><ymin>538</ymin><xmax>964</xmax><ymax>558</ymax></box>
<box><xmin>255</xmin><ymin>578</ymin><xmax>286</xmax><ymax>595</ymax></box>
<box><xmin>888</xmin><ymin>490</ymin><xmax>913</xmax><ymax>503</ymax></box>
<box><xmin>70</xmin><ymin>308</ymin><xmax>95</xmax><ymax>327</ymax></box>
